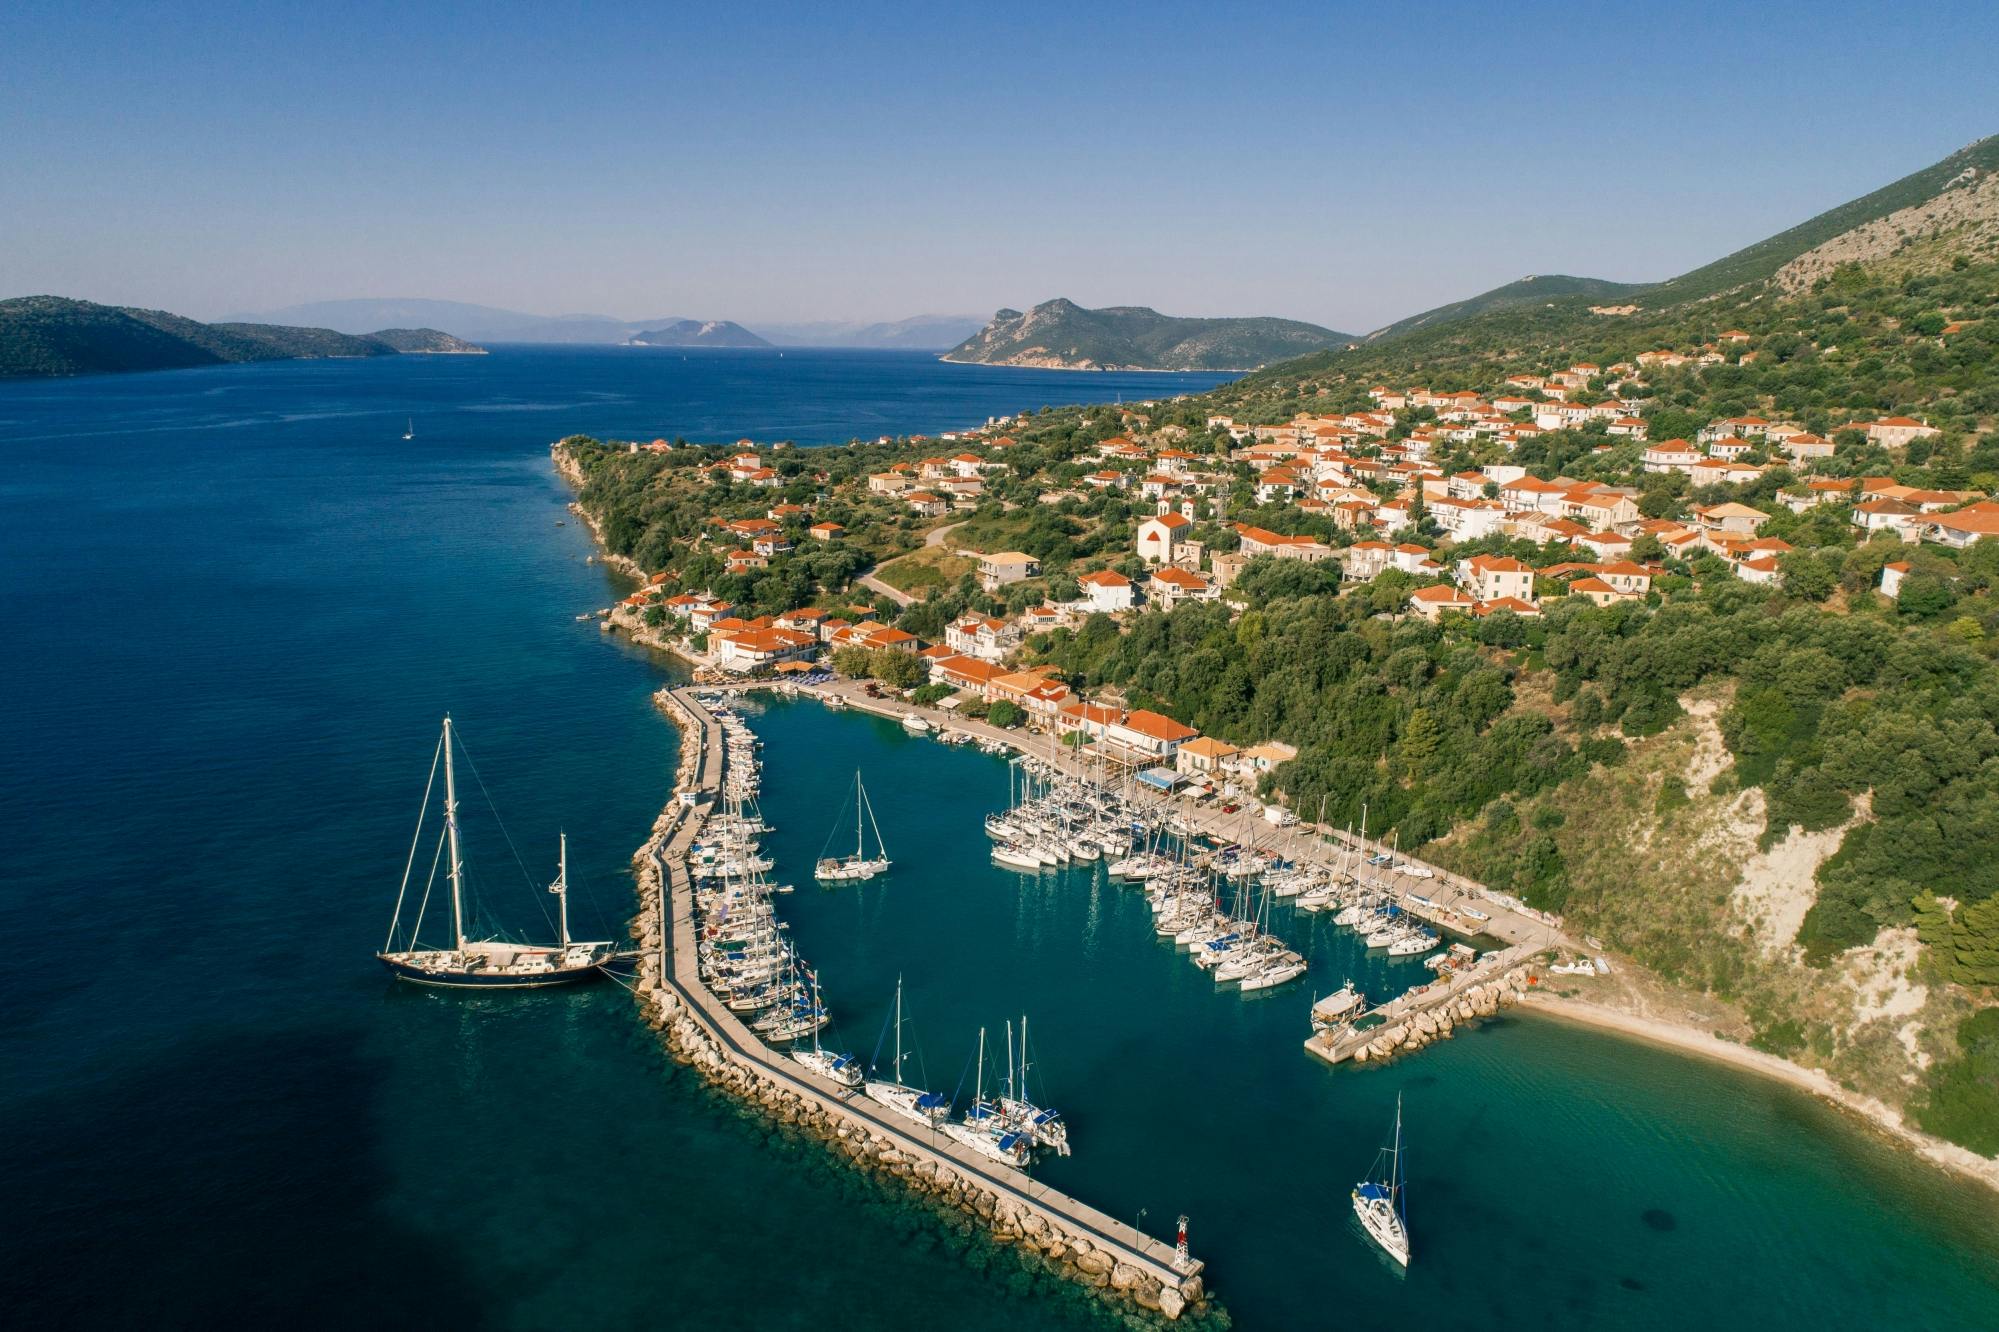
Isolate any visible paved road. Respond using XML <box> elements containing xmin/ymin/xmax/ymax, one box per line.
<box><xmin>855</xmin><ymin>519</ymin><xmax>970</xmax><ymax>608</ymax></box>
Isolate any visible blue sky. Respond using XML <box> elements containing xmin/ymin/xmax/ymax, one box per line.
<box><xmin>2</xmin><ymin>0</ymin><xmax>1995</xmax><ymax>332</ymax></box>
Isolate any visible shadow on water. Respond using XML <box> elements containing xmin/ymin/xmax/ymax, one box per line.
<box><xmin>0</xmin><ymin>1025</ymin><xmax>489</xmax><ymax>1327</ymax></box>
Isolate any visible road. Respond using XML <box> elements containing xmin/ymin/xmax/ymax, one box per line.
<box><xmin>854</xmin><ymin>519</ymin><xmax>968</xmax><ymax>608</ymax></box>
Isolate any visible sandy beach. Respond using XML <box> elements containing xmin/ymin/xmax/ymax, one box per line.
<box><xmin>1521</xmin><ymin>992</ymin><xmax>1999</xmax><ymax>1194</ymax></box>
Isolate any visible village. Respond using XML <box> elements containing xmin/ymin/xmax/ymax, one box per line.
<box><xmin>578</xmin><ymin>328</ymin><xmax>1995</xmax><ymax>799</ymax></box>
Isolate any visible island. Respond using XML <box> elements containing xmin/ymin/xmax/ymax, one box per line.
<box><xmin>942</xmin><ymin>298</ymin><xmax>1352</xmax><ymax>371</ymax></box>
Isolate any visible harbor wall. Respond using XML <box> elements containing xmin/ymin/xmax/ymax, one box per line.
<box><xmin>625</xmin><ymin>686</ymin><xmax>1213</xmax><ymax>1323</ymax></box>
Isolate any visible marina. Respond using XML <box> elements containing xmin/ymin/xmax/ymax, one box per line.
<box><xmin>628</xmin><ymin>686</ymin><xmax>1207</xmax><ymax>1319</ymax></box>
<box><xmin>9</xmin><ymin>353</ymin><xmax>1999</xmax><ymax>1330</ymax></box>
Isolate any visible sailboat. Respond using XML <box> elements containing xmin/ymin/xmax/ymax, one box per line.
<box><xmin>997</xmin><ymin>1017</ymin><xmax>1070</xmax><ymax>1156</ymax></box>
<box><xmin>863</xmin><ymin>977</ymin><xmax>951</xmax><ymax>1130</ymax></box>
<box><xmin>1352</xmin><ymin>1095</ymin><xmax>1410</xmax><ymax>1266</ymax></box>
<box><xmin>788</xmin><ymin>973</ymin><xmax>862</xmax><ymax>1088</ymax></box>
<box><xmin>377</xmin><ymin>718</ymin><xmax>617</xmax><ymax>987</ymax></box>
<box><xmin>402</xmin><ymin>417</ymin><xmax>414</xmax><ymax>440</ymax></box>
<box><xmin>814</xmin><ymin>770</ymin><xmax>891</xmax><ymax>882</ymax></box>
<box><xmin>945</xmin><ymin>1027</ymin><xmax>1032</xmax><ymax>1166</ymax></box>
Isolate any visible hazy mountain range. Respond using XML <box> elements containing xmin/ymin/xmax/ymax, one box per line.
<box><xmin>220</xmin><ymin>299</ymin><xmax>985</xmax><ymax>349</ymax></box>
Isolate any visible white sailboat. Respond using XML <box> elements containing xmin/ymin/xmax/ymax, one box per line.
<box><xmin>945</xmin><ymin>1027</ymin><xmax>1031</xmax><ymax>1166</ymax></box>
<box><xmin>377</xmin><ymin>719</ymin><xmax>617</xmax><ymax>987</ymax></box>
<box><xmin>402</xmin><ymin>417</ymin><xmax>414</xmax><ymax>440</ymax></box>
<box><xmin>1352</xmin><ymin>1095</ymin><xmax>1410</xmax><ymax>1266</ymax></box>
<box><xmin>815</xmin><ymin>770</ymin><xmax>891</xmax><ymax>882</ymax></box>
<box><xmin>788</xmin><ymin>974</ymin><xmax>862</xmax><ymax>1088</ymax></box>
<box><xmin>863</xmin><ymin>977</ymin><xmax>951</xmax><ymax>1130</ymax></box>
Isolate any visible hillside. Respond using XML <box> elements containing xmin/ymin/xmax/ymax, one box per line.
<box><xmin>0</xmin><ymin>297</ymin><xmax>486</xmax><ymax>379</ymax></box>
<box><xmin>625</xmin><ymin>319</ymin><xmax>771</xmax><ymax>348</ymax></box>
<box><xmin>367</xmin><ymin>328</ymin><xmax>488</xmax><ymax>354</ymax></box>
<box><xmin>944</xmin><ymin>298</ymin><xmax>1351</xmax><ymax>371</ymax></box>
<box><xmin>1642</xmin><ymin>134</ymin><xmax>1999</xmax><ymax>306</ymax></box>
<box><xmin>221</xmin><ymin>298</ymin><xmax>691</xmax><ymax>344</ymax></box>
<box><xmin>1366</xmin><ymin>275</ymin><xmax>1648</xmax><ymax>342</ymax></box>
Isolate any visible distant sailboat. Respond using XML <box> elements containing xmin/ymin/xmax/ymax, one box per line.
<box><xmin>814</xmin><ymin>770</ymin><xmax>891</xmax><ymax>882</ymax></box>
<box><xmin>402</xmin><ymin>417</ymin><xmax>414</xmax><ymax>440</ymax></box>
<box><xmin>376</xmin><ymin>717</ymin><xmax>618</xmax><ymax>987</ymax></box>
<box><xmin>1352</xmin><ymin>1095</ymin><xmax>1410</xmax><ymax>1266</ymax></box>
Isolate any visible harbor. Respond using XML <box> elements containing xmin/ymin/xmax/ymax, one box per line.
<box><xmin>708</xmin><ymin>673</ymin><xmax>1561</xmax><ymax>1067</ymax></box>
<box><xmin>627</xmin><ymin>686</ymin><xmax>1209</xmax><ymax>1320</ymax></box>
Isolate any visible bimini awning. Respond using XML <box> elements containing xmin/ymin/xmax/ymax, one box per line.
<box><xmin>1136</xmin><ymin>766</ymin><xmax>1184</xmax><ymax>792</ymax></box>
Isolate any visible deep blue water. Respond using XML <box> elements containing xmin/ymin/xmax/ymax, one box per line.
<box><xmin>0</xmin><ymin>348</ymin><xmax>1995</xmax><ymax>1329</ymax></box>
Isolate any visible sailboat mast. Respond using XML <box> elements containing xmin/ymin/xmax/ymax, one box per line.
<box><xmin>975</xmin><ymin>1027</ymin><xmax>986</xmax><ymax>1106</ymax></box>
<box><xmin>556</xmin><ymin>831</ymin><xmax>570</xmax><ymax>947</ymax></box>
<box><xmin>443</xmin><ymin>716</ymin><xmax>466</xmax><ymax>952</ymax></box>
<box><xmin>894</xmin><ymin>977</ymin><xmax>904</xmax><ymax>1085</ymax></box>
<box><xmin>855</xmin><ymin>771</ymin><xmax>864</xmax><ymax>859</ymax></box>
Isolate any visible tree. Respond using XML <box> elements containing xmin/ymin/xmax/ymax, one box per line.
<box><xmin>987</xmin><ymin>700</ymin><xmax>1024</xmax><ymax>728</ymax></box>
<box><xmin>832</xmin><ymin>646</ymin><xmax>873</xmax><ymax>678</ymax></box>
<box><xmin>869</xmin><ymin>648</ymin><xmax>925</xmax><ymax>690</ymax></box>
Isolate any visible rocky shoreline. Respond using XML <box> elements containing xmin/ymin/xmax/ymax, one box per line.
<box><xmin>622</xmin><ymin>688</ymin><xmax>1217</xmax><ymax>1325</ymax></box>
<box><xmin>1346</xmin><ymin>970</ymin><xmax>1531</xmax><ymax>1063</ymax></box>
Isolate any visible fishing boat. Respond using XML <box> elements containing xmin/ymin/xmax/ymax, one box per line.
<box><xmin>1353</xmin><ymin>1095</ymin><xmax>1410</xmax><ymax>1266</ymax></box>
<box><xmin>1312</xmin><ymin>981</ymin><xmax>1364</xmax><ymax>1025</ymax></box>
<box><xmin>814</xmin><ymin>771</ymin><xmax>891</xmax><ymax>882</ymax></box>
<box><xmin>863</xmin><ymin>978</ymin><xmax>952</xmax><ymax>1131</ymax></box>
<box><xmin>377</xmin><ymin>718</ymin><xmax>617</xmax><ymax>987</ymax></box>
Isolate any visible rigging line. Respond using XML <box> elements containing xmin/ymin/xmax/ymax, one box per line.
<box><xmin>453</xmin><ymin>727</ymin><xmax>561</xmax><ymax>937</ymax></box>
<box><xmin>385</xmin><ymin>731</ymin><xmax>446</xmax><ymax>951</ymax></box>
<box><xmin>408</xmin><ymin>821</ymin><xmax>449</xmax><ymax>951</ymax></box>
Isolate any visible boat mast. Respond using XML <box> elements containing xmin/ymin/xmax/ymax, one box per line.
<box><xmin>1392</xmin><ymin>1093</ymin><xmax>1405</xmax><ymax>1212</ymax></box>
<box><xmin>974</xmin><ymin>1027</ymin><xmax>986</xmax><ymax>1108</ymax></box>
<box><xmin>894</xmin><ymin>975</ymin><xmax>904</xmax><ymax>1087</ymax></box>
<box><xmin>555</xmin><ymin>831</ymin><xmax>570</xmax><ymax>947</ymax></box>
<box><xmin>854</xmin><ymin>770</ymin><xmax>864</xmax><ymax>859</ymax></box>
<box><xmin>443</xmin><ymin>715</ymin><xmax>466</xmax><ymax>953</ymax></box>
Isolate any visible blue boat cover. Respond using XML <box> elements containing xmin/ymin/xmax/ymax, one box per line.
<box><xmin>916</xmin><ymin>1091</ymin><xmax>949</xmax><ymax>1110</ymax></box>
<box><xmin>1356</xmin><ymin>1182</ymin><xmax>1391</xmax><ymax>1202</ymax></box>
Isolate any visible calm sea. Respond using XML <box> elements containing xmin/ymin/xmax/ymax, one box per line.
<box><xmin>0</xmin><ymin>347</ymin><xmax>1993</xmax><ymax>1329</ymax></box>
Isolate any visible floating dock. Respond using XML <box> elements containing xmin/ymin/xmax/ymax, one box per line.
<box><xmin>627</xmin><ymin>687</ymin><xmax>1206</xmax><ymax>1319</ymax></box>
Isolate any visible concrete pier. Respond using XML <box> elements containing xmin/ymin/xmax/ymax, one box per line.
<box><xmin>628</xmin><ymin>686</ymin><xmax>1207</xmax><ymax>1319</ymax></box>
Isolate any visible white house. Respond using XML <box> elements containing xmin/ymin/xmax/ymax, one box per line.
<box><xmin>1076</xmin><ymin>569</ymin><xmax>1137</xmax><ymax>613</ymax></box>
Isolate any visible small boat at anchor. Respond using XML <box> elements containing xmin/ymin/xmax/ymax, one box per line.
<box><xmin>814</xmin><ymin>770</ymin><xmax>892</xmax><ymax>882</ymax></box>
<box><xmin>1352</xmin><ymin>1095</ymin><xmax>1410</xmax><ymax>1266</ymax></box>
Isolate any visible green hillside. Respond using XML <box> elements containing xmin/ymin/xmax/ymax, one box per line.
<box><xmin>944</xmin><ymin>298</ymin><xmax>1352</xmax><ymax>371</ymax></box>
<box><xmin>1643</xmin><ymin>135</ymin><xmax>1999</xmax><ymax>305</ymax></box>
<box><xmin>1366</xmin><ymin>275</ymin><xmax>1648</xmax><ymax>342</ymax></box>
<box><xmin>0</xmin><ymin>296</ymin><xmax>482</xmax><ymax>378</ymax></box>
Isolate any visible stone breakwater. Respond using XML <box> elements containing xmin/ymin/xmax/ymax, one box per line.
<box><xmin>622</xmin><ymin>687</ymin><xmax>1215</xmax><ymax>1324</ymax></box>
<box><xmin>1346</xmin><ymin>972</ymin><xmax>1532</xmax><ymax>1064</ymax></box>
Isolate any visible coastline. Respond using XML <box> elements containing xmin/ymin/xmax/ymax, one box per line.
<box><xmin>1521</xmin><ymin>993</ymin><xmax>1999</xmax><ymax>1193</ymax></box>
<box><xmin>936</xmin><ymin>354</ymin><xmax>1252</xmax><ymax>374</ymax></box>
<box><xmin>549</xmin><ymin>443</ymin><xmax>1999</xmax><ymax>1201</ymax></box>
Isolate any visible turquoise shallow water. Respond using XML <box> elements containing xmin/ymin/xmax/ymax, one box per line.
<box><xmin>0</xmin><ymin>348</ymin><xmax>1994</xmax><ymax>1329</ymax></box>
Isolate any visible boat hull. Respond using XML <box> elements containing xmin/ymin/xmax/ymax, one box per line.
<box><xmin>376</xmin><ymin>955</ymin><xmax>608</xmax><ymax>989</ymax></box>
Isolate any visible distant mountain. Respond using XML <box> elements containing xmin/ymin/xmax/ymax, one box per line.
<box><xmin>625</xmin><ymin>319</ymin><xmax>771</xmax><ymax>348</ymax></box>
<box><xmin>943</xmin><ymin>299</ymin><xmax>1352</xmax><ymax>371</ymax></box>
<box><xmin>0</xmin><ymin>296</ymin><xmax>485</xmax><ymax>379</ymax></box>
<box><xmin>752</xmin><ymin>314</ymin><xmax>987</xmax><ymax>349</ymax></box>
<box><xmin>1365</xmin><ymin>275</ymin><xmax>1648</xmax><ymax>343</ymax></box>
<box><xmin>220</xmin><ymin>298</ymin><xmax>687</xmax><ymax>344</ymax></box>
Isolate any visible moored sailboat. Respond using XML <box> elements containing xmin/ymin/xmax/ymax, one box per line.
<box><xmin>377</xmin><ymin>718</ymin><xmax>617</xmax><ymax>987</ymax></box>
<box><xmin>815</xmin><ymin>770</ymin><xmax>892</xmax><ymax>882</ymax></box>
<box><xmin>1352</xmin><ymin>1095</ymin><xmax>1410</xmax><ymax>1266</ymax></box>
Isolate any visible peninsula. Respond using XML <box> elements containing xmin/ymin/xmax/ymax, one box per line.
<box><xmin>558</xmin><ymin>131</ymin><xmax>1999</xmax><ymax>1185</ymax></box>
<box><xmin>943</xmin><ymin>298</ymin><xmax>1352</xmax><ymax>371</ymax></box>
<box><xmin>0</xmin><ymin>295</ymin><xmax>485</xmax><ymax>379</ymax></box>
